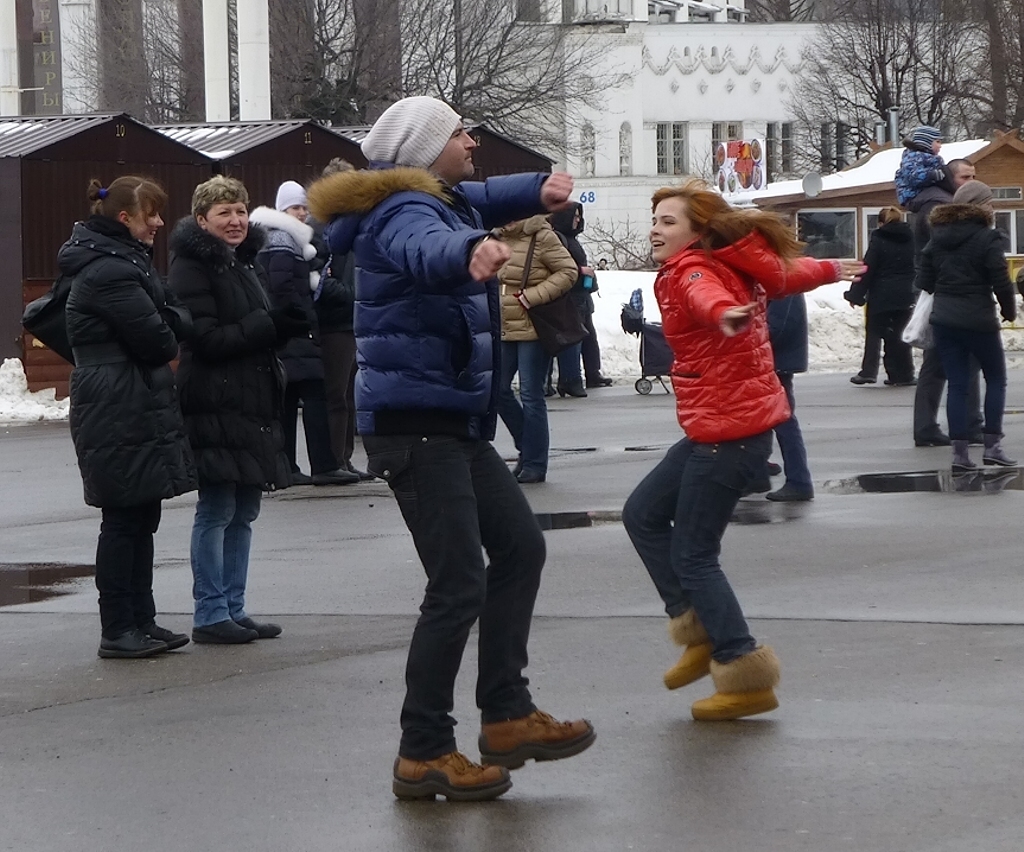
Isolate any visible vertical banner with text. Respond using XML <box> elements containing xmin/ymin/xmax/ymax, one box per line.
<box><xmin>33</xmin><ymin>0</ymin><xmax>62</xmax><ymax>113</ymax></box>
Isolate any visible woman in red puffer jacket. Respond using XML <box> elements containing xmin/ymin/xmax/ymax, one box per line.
<box><xmin>622</xmin><ymin>179</ymin><xmax>864</xmax><ymax>722</ymax></box>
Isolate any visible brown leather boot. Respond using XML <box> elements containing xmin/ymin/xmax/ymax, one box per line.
<box><xmin>478</xmin><ymin>710</ymin><xmax>596</xmax><ymax>769</ymax></box>
<box><xmin>664</xmin><ymin>609</ymin><xmax>713</xmax><ymax>690</ymax></box>
<box><xmin>392</xmin><ymin>751</ymin><xmax>512</xmax><ymax>801</ymax></box>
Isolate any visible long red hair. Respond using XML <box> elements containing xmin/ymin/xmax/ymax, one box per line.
<box><xmin>651</xmin><ymin>179</ymin><xmax>803</xmax><ymax>260</ymax></box>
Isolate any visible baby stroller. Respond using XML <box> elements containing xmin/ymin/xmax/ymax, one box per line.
<box><xmin>620</xmin><ymin>288</ymin><xmax>672</xmax><ymax>395</ymax></box>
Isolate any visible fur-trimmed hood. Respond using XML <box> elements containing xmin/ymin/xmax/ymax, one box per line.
<box><xmin>248</xmin><ymin>206</ymin><xmax>317</xmax><ymax>260</ymax></box>
<box><xmin>307</xmin><ymin>166</ymin><xmax>450</xmax><ymax>255</ymax></box>
<box><xmin>169</xmin><ymin>216</ymin><xmax>266</xmax><ymax>267</ymax></box>
<box><xmin>498</xmin><ymin>214</ymin><xmax>550</xmax><ymax>240</ymax></box>
<box><xmin>927</xmin><ymin>203</ymin><xmax>995</xmax><ymax>253</ymax></box>
<box><xmin>928</xmin><ymin>203</ymin><xmax>994</xmax><ymax>228</ymax></box>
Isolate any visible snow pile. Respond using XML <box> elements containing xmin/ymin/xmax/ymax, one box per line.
<box><xmin>591</xmin><ymin>271</ymin><xmax>865</xmax><ymax>378</ymax></box>
<box><xmin>0</xmin><ymin>359</ymin><xmax>70</xmax><ymax>423</ymax></box>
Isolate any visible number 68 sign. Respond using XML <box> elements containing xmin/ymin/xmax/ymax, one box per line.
<box><xmin>578</xmin><ymin>191</ymin><xmax>596</xmax><ymax>203</ymax></box>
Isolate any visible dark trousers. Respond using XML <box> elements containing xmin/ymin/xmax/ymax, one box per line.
<box><xmin>914</xmin><ymin>346</ymin><xmax>983</xmax><ymax>440</ymax></box>
<box><xmin>623</xmin><ymin>433</ymin><xmax>771</xmax><ymax>663</ymax></box>
<box><xmin>95</xmin><ymin>501</ymin><xmax>161</xmax><ymax>638</ymax></box>
<box><xmin>364</xmin><ymin>434</ymin><xmax>546</xmax><ymax>760</ymax></box>
<box><xmin>580</xmin><ymin>310</ymin><xmax>603</xmax><ymax>381</ymax></box>
<box><xmin>321</xmin><ymin>331</ymin><xmax>357</xmax><ymax>466</ymax></box>
<box><xmin>774</xmin><ymin>372</ymin><xmax>812</xmax><ymax>490</ymax></box>
<box><xmin>284</xmin><ymin>378</ymin><xmax>339</xmax><ymax>475</ymax></box>
<box><xmin>860</xmin><ymin>309</ymin><xmax>915</xmax><ymax>383</ymax></box>
<box><xmin>932</xmin><ymin>324</ymin><xmax>1007</xmax><ymax>439</ymax></box>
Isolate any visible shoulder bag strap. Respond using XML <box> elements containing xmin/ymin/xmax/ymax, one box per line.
<box><xmin>519</xmin><ymin>234</ymin><xmax>539</xmax><ymax>290</ymax></box>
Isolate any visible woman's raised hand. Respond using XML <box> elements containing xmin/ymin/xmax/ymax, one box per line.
<box><xmin>837</xmin><ymin>260</ymin><xmax>868</xmax><ymax>282</ymax></box>
<box><xmin>719</xmin><ymin>302</ymin><xmax>758</xmax><ymax>337</ymax></box>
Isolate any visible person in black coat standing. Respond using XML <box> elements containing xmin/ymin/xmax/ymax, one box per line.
<box><xmin>60</xmin><ymin>176</ymin><xmax>197</xmax><ymax>659</ymax></box>
<box><xmin>845</xmin><ymin>206</ymin><xmax>916</xmax><ymax>386</ymax></box>
<box><xmin>548</xmin><ymin>203</ymin><xmax>612</xmax><ymax>396</ymax></box>
<box><xmin>250</xmin><ymin>181</ymin><xmax>356</xmax><ymax>485</ymax></box>
<box><xmin>763</xmin><ymin>294</ymin><xmax>814</xmax><ymax>501</ymax></box>
<box><xmin>908</xmin><ymin>158</ymin><xmax>983</xmax><ymax>446</ymax></box>
<box><xmin>169</xmin><ymin>176</ymin><xmax>310</xmax><ymax>645</ymax></box>
<box><xmin>917</xmin><ymin>181</ymin><xmax>1017</xmax><ymax>471</ymax></box>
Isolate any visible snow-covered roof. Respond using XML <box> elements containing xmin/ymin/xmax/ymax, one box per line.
<box><xmin>747</xmin><ymin>139</ymin><xmax>989</xmax><ymax>205</ymax></box>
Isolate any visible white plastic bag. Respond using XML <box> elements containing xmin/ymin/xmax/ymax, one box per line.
<box><xmin>902</xmin><ymin>291</ymin><xmax>934</xmax><ymax>349</ymax></box>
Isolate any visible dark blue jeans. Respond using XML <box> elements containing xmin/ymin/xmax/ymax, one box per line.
<box><xmin>932</xmin><ymin>323</ymin><xmax>1007</xmax><ymax>439</ymax></box>
<box><xmin>774</xmin><ymin>372</ymin><xmax>812</xmax><ymax>490</ymax></box>
<box><xmin>623</xmin><ymin>433</ymin><xmax>772</xmax><ymax>662</ymax></box>
<box><xmin>364</xmin><ymin>434</ymin><xmax>546</xmax><ymax>760</ymax></box>
<box><xmin>498</xmin><ymin>340</ymin><xmax>551</xmax><ymax>476</ymax></box>
<box><xmin>284</xmin><ymin>378</ymin><xmax>339</xmax><ymax>475</ymax></box>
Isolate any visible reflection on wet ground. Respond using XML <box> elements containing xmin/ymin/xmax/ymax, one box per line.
<box><xmin>0</xmin><ymin>563</ymin><xmax>94</xmax><ymax>607</ymax></box>
<box><xmin>857</xmin><ymin>468</ymin><xmax>1023</xmax><ymax>494</ymax></box>
<box><xmin>730</xmin><ymin>500</ymin><xmax>812</xmax><ymax>524</ymax></box>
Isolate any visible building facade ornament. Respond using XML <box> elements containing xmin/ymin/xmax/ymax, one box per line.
<box><xmin>642</xmin><ymin>44</ymin><xmax>805</xmax><ymax>77</ymax></box>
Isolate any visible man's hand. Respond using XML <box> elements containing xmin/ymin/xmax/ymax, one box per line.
<box><xmin>469</xmin><ymin>237</ymin><xmax>512</xmax><ymax>282</ymax></box>
<box><xmin>540</xmin><ymin>172</ymin><xmax>574</xmax><ymax>212</ymax></box>
<box><xmin>719</xmin><ymin>303</ymin><xmax>757</xmax><ymax>337</ymax></box>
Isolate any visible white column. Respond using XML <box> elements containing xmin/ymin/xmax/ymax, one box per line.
<box><xmin>0</xmin><ymin>0</ymin><xmax>19</xmax><ymax>116</ymax></box>
<box><xmin>236</xmin><ymin>0</ymin><xmax>270</xmax><ymax>120</ymax></box>
<box><xmin>631</xmin><ymin>0</ymin><xmax>647</xmax><ymax>21</ymax></box>
<box><xmin>203</xmin><ymin>0</ymin><xmax>230</xmax><ymax>121</ymax></box>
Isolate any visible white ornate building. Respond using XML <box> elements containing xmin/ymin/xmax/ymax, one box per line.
<box><xmin>556</xmin><ymin>0</ymin><xmax>816</xmax><ymax>253</ymax></box>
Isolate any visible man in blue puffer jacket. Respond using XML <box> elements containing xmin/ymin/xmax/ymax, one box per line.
<box><xmin>308</xmin><ymin>96</ymin><xmax>594</xmax><ymax>802</ymax></box>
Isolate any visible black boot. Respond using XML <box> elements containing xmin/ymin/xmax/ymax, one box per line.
<box><xmin>234</xmin><ymin>616</ymin><xmax>283</xmax><ymax>639</ymax></box>
<box><xmin>982</xmin><ymin>434</ymin><xmax>1017</xmax><ymax>466</ymax></box>
<box><xmin>98</xmin><ymin>629</ymin><xmax>168</xmax><ymax>659</ymax></box>
<box><xmin>140</xmin><ymin>621</ymin><xmax>190</xmax><ymax>650</ymax></box>
<box><xmin>192</xmin><ymin>619</ymin><xmax>259</xmax><ymax>644</ymax></box>
<box><xmin>557</xmin><ymin>382</ymin><xmax>587</xmax><ymax>398</ymax></box>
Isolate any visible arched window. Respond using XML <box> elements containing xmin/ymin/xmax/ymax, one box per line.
<box><xmin>619</xmin><ymin>122</ymin><xmax>632</xmax><ymax>176</ymax></box>
<box><xmin>581</xmin><ymin>122</ymin><xmax>596</xmax><ymax>177</ymax></box>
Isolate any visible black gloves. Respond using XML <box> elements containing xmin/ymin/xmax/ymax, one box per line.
<box><xmin>269</xmin><ymin>304</ymin><xmax>311</xmax><ymax>341</ymax></box>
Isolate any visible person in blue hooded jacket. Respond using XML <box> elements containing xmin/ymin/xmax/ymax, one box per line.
<box><xmin>308</xmin><ymin>96</ymin><xmax>594</xmax><ymax>803</ymax></box>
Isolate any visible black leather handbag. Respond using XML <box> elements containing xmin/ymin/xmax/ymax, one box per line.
<box><xmin>520</xmin><ymin>234</ymin><xmax>587</xmax><ymax>357</ymax></box>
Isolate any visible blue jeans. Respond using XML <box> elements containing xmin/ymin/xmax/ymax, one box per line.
<box><xmin>364</xmin><ymin>434</ymin><xmax>545</xmax><ymax>760</ymax></box>
<box><xmin>774</xmin><ymin>372</ymin><xmax>812</xmax><ymax>490</ymax></box>
<box><xmin>498</xmin><ymin>340</ymin><xmax>551</xmax><ymax>475</ymax></box>
<box><xmin>623</xmin><ymin>433</ymin><xmax>771</xmax><ymax>662</ymax></box>
<box><xmin>190</xmin><ymin>483</ymin><xmax>262</xmax><ymax>627</ymax></box>
<box><xmin>932</xmin><ymin>323</ymin><xmax>1007</xmax><ymax>439</ymax></box>
<box><xmin>555</xmin><ymin>342</ymin><xmax>582</xmax><ymax>387</ymax></box>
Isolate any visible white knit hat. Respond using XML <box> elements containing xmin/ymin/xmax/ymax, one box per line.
<box><xmin>275</xmin><ymin>180</ymin><xmax>307</xmax><ymax>211</ymax></box>
<box><xmin>361</xmin><ymin>96</ymin><xmax>462</xmax><ymax>169</ymax></box>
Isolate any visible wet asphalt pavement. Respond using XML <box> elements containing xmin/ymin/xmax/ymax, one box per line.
<box><xmin>2</xmin><ymin>371</ymin><xmax>1023</xmax><ymax>851</ymax></box>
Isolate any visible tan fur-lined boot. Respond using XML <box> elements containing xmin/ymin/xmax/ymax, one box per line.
<box><xmin>691</xmin><ymin>645</ymin><xmax>780</xmax><ymax>721</ymax></box>
<box><xmin>664</xmin><ymin>609</ymin><xmax>713</xmax><ymax>690</ymax></box>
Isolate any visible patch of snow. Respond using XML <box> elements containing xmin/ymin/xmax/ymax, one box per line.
<box><xmin>591</xmin><ymin>271</ymin><xmax>867</xmax><ymax>379</ymax></box>
<box><xmin>0</xmin><ymin>359</ymin><xmax>70</xmax><ymax>423</ymax></box>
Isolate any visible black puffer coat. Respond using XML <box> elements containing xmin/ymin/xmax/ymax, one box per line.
<box><xmin>845</xmin><ymin>220</ymin><xmax>917</xmax><ymax>314</ymax></box>
<box><xmin>917</xmin><ymin>203</ymin><xmax>1016</xmax><ymax>332</ymax></box>
<box><xmin>249</xmin><ymin>206</ymin><xmax>323</xmax><ymax>383</ymax></box>
<box><xmin>167</xmin><ymin>217</ymin><xmax>292</xmax><ymax>489</ymax></box>
<box><xmin>60</xmin><ymin>216</ymin><xmax>197</xmax><ymax>508</ymax></box>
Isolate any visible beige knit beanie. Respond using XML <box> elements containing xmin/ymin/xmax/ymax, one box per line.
<box><xmin>953</xmin><ymin>180</ymin><xmax>994</xmax><ymax>207</ymax></box>
<box><xmin>361</xmin><ymin>96</ymin><xmax>462</xmax><ymax>170</ymax></box>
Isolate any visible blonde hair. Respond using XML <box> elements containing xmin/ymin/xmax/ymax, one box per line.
<box><xmin>191</xmin><ymin>175</ymin><xmax>249</xmax><ymax>218</ymax></box>
<box><xmin>877</xmin><ymin>206</ymin><xmax>903</xmax><ymax>226</ymax></box>
<box><xmin>651</xmin><ymin>179</ymin><xmax>803</xmax><ymax>260</ymax></box>
<box><xmin>321</xmin><ymin>157</ymin><xmax>354</xmax><ymax>177</ymax></box>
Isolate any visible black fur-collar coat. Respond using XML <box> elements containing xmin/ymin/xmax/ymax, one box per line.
<box><xmin>168</xmin><ymin>217</ymin><xmax>292</xmax><ymax>489</ymax></box>
<box><xmin>917</xmin><ymin>204</ymin><xmax>1016</xmax><ymax>332</ymax></box>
